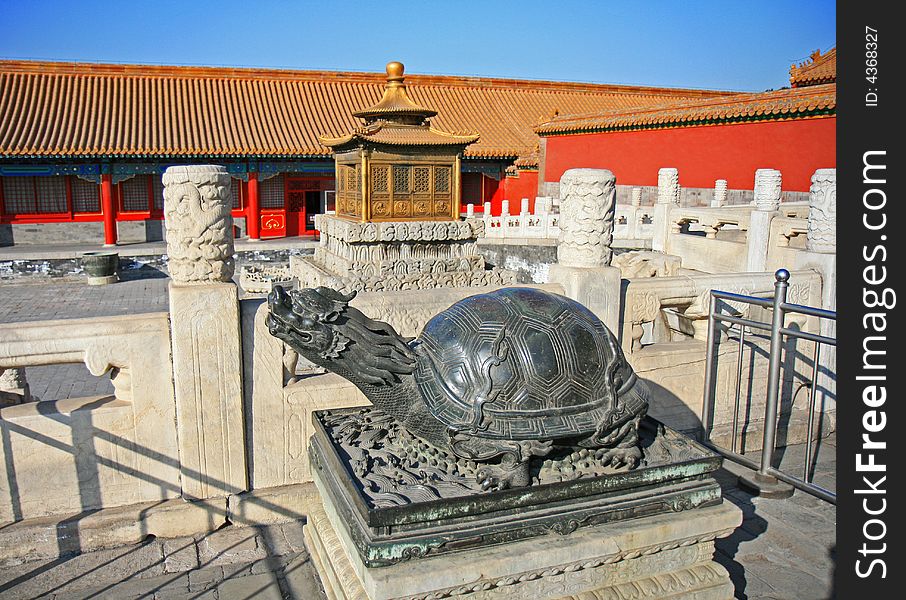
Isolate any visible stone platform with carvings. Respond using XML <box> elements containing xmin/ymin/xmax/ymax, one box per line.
<box><xmin>305</xmin><ymin>406</ymin><xmax>742</xmax><ymax>600</ymax></box>
<box><xmin>290</xmin><ymin>214</ymin><xmax>515</xmax><ymax>293</ymax></box>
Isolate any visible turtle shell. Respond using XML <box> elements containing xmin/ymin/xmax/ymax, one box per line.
<box><xmin>413</xmin><ymin>287</ymin><xmax>636</xmax><ymax>440</ymax></box>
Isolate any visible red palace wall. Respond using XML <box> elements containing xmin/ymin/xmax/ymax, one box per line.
<box><xmin>485</xmin><ymin>170</ymin><xmax>539</xmax><ymax>216</ymax></box>
<box><xmin>543</xmin><ymin>117</ymin><xmax>836</xmax><ymax>193</ymax></box>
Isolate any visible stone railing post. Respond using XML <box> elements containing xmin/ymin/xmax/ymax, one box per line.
<box><xmin>712</xmin><ymin>179</ymin><xmax>728</xmax><ymax>207</ymax></box>
<box><xmin>652</xmin><ymin>168</ymin><xmax>679</xmax><ymax>252</ymax></box>
<box><xmin>548</xmin><ymin>168</ymin><xmax>621</xmax><ymax>331</ymax></box>
<box><xmin>535</xmin><ymin>196</ymin><xmax>552</xmax><ymax>215</ymax></box>
<box><xmin>746</xmin><ymin>169</ymin><xmax>781</xmax><ymax>272</ymax></box>
<box><xmin>501</xmin><ymin>199</ymin><xmax>510</xmax><ymax>217</ymax></box>
<box><xmin>806</xmin><ymin>169</ymin><xmax>836</xmax><ymax>253</ymax></box>
<box><xmin>164</xmin><ymin>165</ymin><xmax>247</xmax><ymax>499</ymax></box>
<box><xmin>466</xmin><ymin>203</ymin><xmax>475</xmax><ymax>218</ymax></box>
<box><xmin>796</xmin><ymin>168</ymin><xmax>837</xmax><ymax>410</ymax></box>
<box><xmin>631</xmin><ymin>187</ymin><xmax>642</xmax><ymax>207</ymax></box>
<box><xmin>520</xmin><ymin>197</ymin><xmax>530</xmax><ymax>215</ymax></box>
<box><xmin>629</xmin><ymin>187</ymin><xmax>643</xmax><ymax>238</ymax></box>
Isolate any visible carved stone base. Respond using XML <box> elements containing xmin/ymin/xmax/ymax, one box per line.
<box><xmin>291</xmin><ymin>214</ymin><xmax>514</xmax><ymax>293</ymax></box>
<box><xmin>292</xmin><ymin>254</ymin><xmax>516</xmax><ymax>294</ymax></box>
<box><xmin>305</xmin><ymin>490</ymin><xmax>741</xmax><ymax>600</ymax></box>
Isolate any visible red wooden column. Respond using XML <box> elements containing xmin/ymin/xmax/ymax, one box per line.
<box><xmin>246</xmin><ymin>172</ymin><xmax>260</xmax><ymax>240</ymax></box>
<box><xmin>101</xmin><ymin>173</ymin><xmax>117</xmax><ymax>246</ymax></box>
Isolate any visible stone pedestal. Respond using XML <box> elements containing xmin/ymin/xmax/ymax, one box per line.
<box><xmin>306</xmin><ymin>479</ymin><xmax>741</xmax><ymax>600</ymax></box>
<box><xmin>0</xmin><ymin>367</ymin><xmax>29</xmax><ymax>406</ymax></box>
<box><xmin>169</xmin><ymin>283</ymin><xmax>247</xmax><ymax>498</ymax></box>
<box><xmin>291</xmin><ymin>214</ymin><xmax>514</xmax><ymax>293</ymax></box>
<box><xmin>164</xmin><ymin>165</ymin><xmax>247</xmax><ymax>499</ymax></box>
<box><xmin>548</xmin><ymin>264</ymin><xmax>622</xmax><ymax>333</ymax></box>
<box><xmin>305</xmin><ymin>406</ymin><xmax>741</xmax><ymax>600</ymax></box>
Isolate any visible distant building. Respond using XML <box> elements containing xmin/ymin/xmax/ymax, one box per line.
<box><xmin>535</xmin><ymin>48</ymin><xmax>836</xmax><ymax>201</ymax></box>
<box><xmin>0</xmin><ymin>61</ymin><xmax>730</xmax><ymax>245</ymax></box>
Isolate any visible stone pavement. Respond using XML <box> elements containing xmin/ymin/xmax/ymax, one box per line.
<box><xmin>0</xmin><ymin>279</ymin><xmax>170</xmax><ymax>325</ymax></box>
<box><xmin>0</xmin><ymin>520</ymin><xmax>326</xmax><ymax>599</ymax></box>
<box><xmin>715</xmin><ymin>436</ymin><xmax>836</xmax><ymax>599</ymax></box>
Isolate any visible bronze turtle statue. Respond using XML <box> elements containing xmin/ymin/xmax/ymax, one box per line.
<box><xmin>267</xmin><ymin>286</ymin><xmax>649</xmax><ymax>490</ymax></box>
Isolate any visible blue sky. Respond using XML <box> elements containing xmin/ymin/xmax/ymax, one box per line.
<box><xmin>0</xmin><ymin>0</ymin><xmax>835</xmax><ymax>92</ymax></box>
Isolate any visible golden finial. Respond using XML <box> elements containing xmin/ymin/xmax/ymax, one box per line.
<box><xmin>386</xmin><ymin>61</ymin><xmax>405</xmax><ymax>83</ymax></box>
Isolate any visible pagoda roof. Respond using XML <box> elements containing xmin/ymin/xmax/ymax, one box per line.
<box><xmin>319</xmin><ymin>122</ymin><xmax>478</xmax><ymax>149</ymax></box>
<box><xmin>0</xmin><ymin>60</ymin><xmax>735</xmax><ymax>160</ymax></box>
<box><xmin>535</xmin><ymin>84</ymin><xmax>835</xmax><ymax>136</ymax></box>
<box><xmin>351</xmin><ymin>61</ymin><xmax>438</xmax><ymax>121</ymax></box>
<box><xmin>790</xmin><ymin>48</ymin><xmax>836</xmax><ymax>87</ymax></box>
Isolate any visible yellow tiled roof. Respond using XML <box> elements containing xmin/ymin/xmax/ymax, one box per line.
<box><xmin>790</xmin><ymin>48</ymin><xmax>836</xmax><ymax>87</ymax></box>
<box><xmin>535</xmin><ymin>84</ymin><xmax>835</xmax><ymax>136</ymax></box>
<box><xmin>0</xmin><ymin>60</ymin><xmax>735</xmax><ymax>160</ymax></box>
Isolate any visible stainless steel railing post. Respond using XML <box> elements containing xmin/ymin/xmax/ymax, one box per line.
<box><xmin>758</xmin><ymin>268</ymin><xmax>789</xmax><ymax>477</ymax></box>
<box><xmin>701</xmin><ymin>293</ymin><xmax>719</xmax><ymax>441</ymax></box>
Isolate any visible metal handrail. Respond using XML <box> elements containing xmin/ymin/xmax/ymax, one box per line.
<box><xmin>702</xmin><ymin>268</ymin><xmax>836</xmax><ymax>504</ymax></box>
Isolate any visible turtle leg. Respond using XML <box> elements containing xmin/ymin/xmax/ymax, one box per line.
<box><xmin>477</xmin><ymin>453</ymin><xmax>531</xmax><ymax>491</ymax></box>
<box><xmin>449</xmin><ymin>436</ymin><xmax>553</xmax><ymax>491</ymax></box>
<box><xmin>588</xmin><ymin>417</ymin><xmax>643</xmax><ymax>470</ymax></box>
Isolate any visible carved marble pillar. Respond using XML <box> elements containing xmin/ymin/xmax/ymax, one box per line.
<box><xmin>501</xmin><ymin>199</ymin><xmax>510</xmax><ymax>217</ymax></box>
<box><xmin>753</xmin><ymin>169</ymin><xmax>782</xmax><ymax>211</ymax></box>
<box><xmin>712</xmin><ymin>180</ymin><xmax>728</xmax><ymax>207</ymax></box>
<box><xmin>556</xmin><ymin>168</ymin><xmax>616</xmax><ymax>267</ymax></box>
<box><xmin>746</xmin><ymin>169</ymin><xmax>781</xmax><ymax>272</ymax></box>
<box><xmin>806</xmin><ymin>169</ymin><xmax>836</xmax><ymax>253</ymax></box>
<box><xmin>465</xmin><ymin>203</ymin><xmax>475</xmax><ymax>218</ymax></box>
<box><xmin>520</xmin><ymin>198</ymin><xmax>530</xmax><ymax>215</ymax></box>
<box><xmin>797</xmin><ymin>168</ymin><xmax>837</xmax><ymax>411</ymax></box>
<box><xmin>164</xmin><ymin>165</ymin><xmax>247</xmax><ymax>499</ymax></box>
<box><xmin>549</xmin><ymin>169</ymin><xmax>621</xmax><ymax>331</ymax></box>
<box><xmin>164</xmin><ymin>166</ymin><xmax>235</xmax><ymax>282</ymax></box>
<box><xmin>631</xmin><ymin>187</ymin><xmax>642</xmax><ymax>207</ymax></box>
<box><xmin>652</xmin><ymin>168</ymin><xmax>679</xmax><ymax>252</ymax></box>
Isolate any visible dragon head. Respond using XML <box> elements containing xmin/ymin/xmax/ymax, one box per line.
<box><xmin>267</xmin><ymin>285</ymin><xmax>415</xmax><ymax>386</ymax></box>
<box><xmin>267</xmin><ymin>286</ymin><xmax>352</xmax><ymax>359</ymax></box>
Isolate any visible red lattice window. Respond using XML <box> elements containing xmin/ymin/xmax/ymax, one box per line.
<box><xmin>1</xmin><ymin>176</ymin><xmax>69</xmax><ymax>215</ymax></box>
<box><xmin>71</xmin><ymin>178</ymin><xmax>101</xmax><ymax>213</ymax></box>
<box><xmin>2</xmin><ymin>177</ymin><xmax>37</xmax><ymax>214</ymax></box>
<box><xmin>231</xmin><ymin>178</ymin><xmax>243</xmax><ymax>210</ymax></box>
<box><xmin>152</xmin><ymin>175</ymin><xmax>164</xmax><ymax>212</ymax></box>
<box><xmin>120</xmin><ymin>175</ymin><xmax>152</xmax><ymax>212</ymax></box>
<box><xmin>36</xmin><ymin>177</ymin><xmax>67</xmax><ymax>213</ymax></box>
<box><xmin>260</xmin><ymin>174</ymin><xmax>284</xmax><ymax>209</ymax></box>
